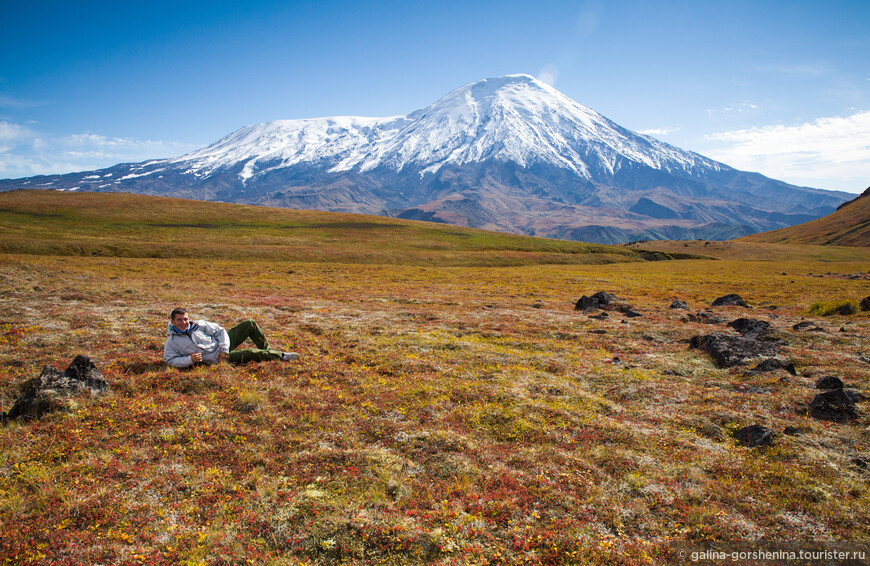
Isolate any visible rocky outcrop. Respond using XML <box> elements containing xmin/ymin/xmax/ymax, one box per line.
<box><xmin>1</xmin><ymin>355</ymin><xmax>108</xmax><ymax>423</ymax></box>
<box><xmin>689</xmin><ymin>333</ymin><xmax>779</xmax><ymax>367</ymax></box>
<box><xmin>727</xmin><ymin>318</ymin><xmax>772</xmax><ymax>338</ymax></box>
<box><xmin>575</xmin><ymin>291</ymin><xmax>617</xmax><ymax>312</ymax></box>
<box><xmin>711</xmin><ymin>294</ymin><xmax>750</xmax><ymax>308</ymax></box>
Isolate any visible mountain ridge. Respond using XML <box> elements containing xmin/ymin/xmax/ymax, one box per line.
<box><xmin>741</xmin><ymin>185</ymin><xmax>870</xmax><ymax>246</ymax></box>
<box><xmin>0</xmin><ymin>74</ymin><xmax>852</xmax><ymax>243</ymax></box>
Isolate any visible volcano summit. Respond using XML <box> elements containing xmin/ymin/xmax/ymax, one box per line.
<box><xmin>1</xmin><ymin>74</ymin><xmax>850</xmax><ymax>243</ymax></box>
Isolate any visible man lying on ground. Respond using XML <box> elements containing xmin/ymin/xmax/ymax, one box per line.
<box><xmin>164</xmin><ymin>308</ymin><xmax>299</xmax><ymax>368</ymax></box>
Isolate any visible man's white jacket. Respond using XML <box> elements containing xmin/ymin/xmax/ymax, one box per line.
<box><xmin>164</xmin><ymin>320</ymin><xmax>230</xmax><ymax>368</ymax></box>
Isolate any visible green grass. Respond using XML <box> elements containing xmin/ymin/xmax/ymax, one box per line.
<box><xmin>0</xmin><ymin>190</ymin><xmax>650</xmax><ymax>266</ymax></box>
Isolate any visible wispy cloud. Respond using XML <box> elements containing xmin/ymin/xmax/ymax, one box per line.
<box><xmin>704</xmin><ymin>110</ymin><xmax>870</xmax><ymax>192</ymax></box>
<box><xmin>705</xmin><ymin>102</ymin><xmax>759</xmax><ymax>117</ymax></box>
<box><xmin>638</xmin><ymin>127</ymin><xmax>677</xmax><ymax>136</ymax></box>
<box><xmin>537</xmin><ymin>64</ymin><xmax>559</xmax><ymax>86</ymax></box>
<box><xmin>0</xmin><ymin>94</ymin><xmax>47</xmax><ymax>109</ymax></box>
<box><xmin>0</xmin><ymin>122</ymin><xmax>197</xmax><ymax>179</ymax></box>
<box><xmin>757</xmin><ymin>63</ymin><xmax>830</xmax><ymax>78</ymax></box>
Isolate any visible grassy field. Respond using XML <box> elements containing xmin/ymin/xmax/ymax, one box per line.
<box><xmin>1</xmin><ymin>191</ymin><xmax>869</xmax><ymax>565</ymax></box>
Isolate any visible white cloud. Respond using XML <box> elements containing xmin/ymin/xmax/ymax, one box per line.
<box><xmin>576</xmin><ymin>0</ymin><xmax>603</xmax><ymax>36</ymax></box>
<box><xmin>638</xmin><ymin>127</ymin><xmax>677</xmax><ymax>136</ymax></box>
<box><xmin>537</xmin><ymin>64</ymin><xmax>559</xmax><ymax>86</ymax></box>
<box><xmin>704</xmin><ymin>110</ymin><xmax>870</xmax><ymax>193</ymax></box>
<box><xmin>0</xmin><ymin>120</ymin><xmax>35</xmax><ymax>142</ymax></box>
<box><xmin>0</xmin><ymin>122</ymin><xmax>197</xmax><ymax>179</ymax></box>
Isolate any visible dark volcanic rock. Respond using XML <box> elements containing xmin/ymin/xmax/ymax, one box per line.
<box><xmin>815</xmin><ymin>376</ymin><xmax>844</xmax><ymax>390</ymax></box>
<box><xmin>727</xmin><ymin>318</ymin><xmax>772</xmax><ymax>338</ymax></box>
<box><xmin>1</xmin><ymin>355</ymin><xmax>108</xmax><ymax>423</ymax></box>
<box><xmin>748</xmin><ymin>357</ymin><xmax>796</xmax><ymax>375</ymax></box>
<box><xmin>686</xmin><ymin>311</ymin><xmax>724</xmax><ymax>324</ymax></box>
<box><xmin>792</xmin><ymin>321</ymin><xmax>815</xmax><ymax>331</ymax></box>
<box><xmin>670</xmin><ymin>299</ymin><xmax>689</xmax><ymax>310</ymax></box>
<box><xmin>860</xmin><ymin>296</ymin><xmax>870</xmax><ymax>311</ymax></box>
<box><xmin>574</xmin><ymin>291</ymin><xmax>617</xmax><ymax>312</ymax></box>
<box><xmin>837</xmin><ymin>303</ymin><xmax>856</xmax><ymax>315</ymax></box>
<box><xmin>735</xmin><ymin>425</ymin><xmax>775</xmax><ymax>447</ymax></box>
<box><xmin>809</xmin><ymin>390</ymin><xmax>858</xmax><ymax>421</ymax></box>
<box><xmin>689</xmin><ymin>333</ymin><xmax>779</xmax><ymax>367</ymax></box>
<box><xmin>711</xmin><ymin>294</ymin><xmax>750</xmax><ymax>308</ymax></box>
<box><xmin>623</xmin><ymin>309</ymin><xmax>643</xmax><ymax>318</ymax></box>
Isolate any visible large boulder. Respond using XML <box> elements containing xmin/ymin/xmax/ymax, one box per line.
<box><xmin>575</xmin><ymin>291</ymin><xmax>617</xmax><ymax>312</ymax></box>
<box><xmin>685</xmin><ymin>311</ymin><xmax>724</xmax><ymax>324</ymax></box>
<box><xmin>815</xmin><ymin>376</ymin><xmax>844</xmax><ymax>390</ymax></box>
<box><xmin>727</xmin><ymin>318</ymin><xmax>772</xmax><ymax>338</ymax></box>
<box><xmin>711</xmin><ymin>294</ymin><xmax>750</xmax><ymax>308</ymax></box>
<box><xmin>1</xmin><ymin>355</ymin><xmax>108</xmax><ymax>423</ymax></box>
<box><xmin>809</xmin><ymin>390</ymin><xmax>858</xmax><ymax>421</ymax></box>
<box><xmin>689</xmin><ymin>333</ymin><xmax>779</xmax><ymax>367</ymax></box>
<box><xmin>748</xmin><ymin>357</ymin><xmax>796</xmax><ymax>376</ymax></box>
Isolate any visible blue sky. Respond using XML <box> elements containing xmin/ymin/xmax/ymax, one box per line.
<box><xmin>2</xmin><ymin>0</ymin><xmax>868</xmax><ymax>193</ymax></box>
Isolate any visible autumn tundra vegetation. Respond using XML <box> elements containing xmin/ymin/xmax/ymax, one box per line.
<box><xmin>1</xmin><ymin>190</ymin><xmax>869</xmax><ymax>565</ymax></box>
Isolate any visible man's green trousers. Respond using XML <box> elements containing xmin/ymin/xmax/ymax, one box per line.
<box><xmin>226</xmin><ymin>319</ymin><xmax>284</xmax><ymax>364</ymax></box>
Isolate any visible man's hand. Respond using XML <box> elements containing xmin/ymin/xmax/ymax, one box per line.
<box><xmin>190</xmin><ymin>352</ymin><xmax>203</xmax><ymax>364</ymax></box>
<box><xmin>218</xmin><ymin>352</ymin><xmax>229</xmax><ymax>362</ymax></box>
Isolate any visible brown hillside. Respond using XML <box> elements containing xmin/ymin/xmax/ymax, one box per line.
<box><xmin>741</xmin><ymin>186</ymin><xmax>870</xmax><ymax>246</ymax></box>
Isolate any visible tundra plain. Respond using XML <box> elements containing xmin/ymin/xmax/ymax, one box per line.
<box><xmin>1</xmin><ymin>191</ymin><xmax>869</xmax><ymax>565</ymax></box>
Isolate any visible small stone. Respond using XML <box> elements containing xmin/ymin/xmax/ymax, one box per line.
<box><xmin>860</xmin><ymin>296</ymin><xmax>870</xmax><ymax>311</ymax></box>
<box><xmin>837</xmin><ymin>303</ymin><xmax>856</xmax><ymax>315</ymax></box>
<box><xmin>735</xmin><ymin>425</ymin><xmax>775</xmax><ymax>447</ymax></box>
<box><xmin>670</xmin><ymin>299</ymin><xmax>689</xmax><ymax>310</ymax></box>
<box><xmin>623</xmin><ymin>309</ymin><xmax>643</xmax><ymax>318</ymax></box>
<box><xmin>792</xmin><ymin>321</ymin><xmax>815</xmax><ymax>331</ymax></box>
<box><xmin>815</xmin><ymin>376</ymin><xmax>844</xmax><ymax>390</ymax></box>
<box><xmin>784</xmin><ymin>426</ymin><xmax>803</xmax><ymax>436</ymax></box>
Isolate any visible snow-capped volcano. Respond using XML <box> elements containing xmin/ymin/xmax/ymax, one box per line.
<box><xmin>180</xmin><ymin>74</ymin><xmax>713</xmax><ymax>179</ymax></box>
<box><xmin>1</xmin><ymin>74</ymin><xmax>851</xmax><ymax>243</ymax></box>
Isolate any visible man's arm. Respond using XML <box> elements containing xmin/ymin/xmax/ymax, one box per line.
<box><xmin>164</xmin><ymin>340</ymin><xmax>194</xmax><ymax>368</ymax></box>
<box><xmin>197</xmin><ymin>320</ymin><xmax>231</xmax><ymax>355</ymax></box>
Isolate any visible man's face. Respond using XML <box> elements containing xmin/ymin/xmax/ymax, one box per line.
<box><xmin>172</xmin><ymin>313</ymin><xmax>191</xmax><ymax>331</ymax></box>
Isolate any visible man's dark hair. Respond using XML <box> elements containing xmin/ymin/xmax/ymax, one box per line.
<box><xmin>170</xmin><ymin>308</ymin><xmax>188</xmax><ymax>320</ymax></box>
